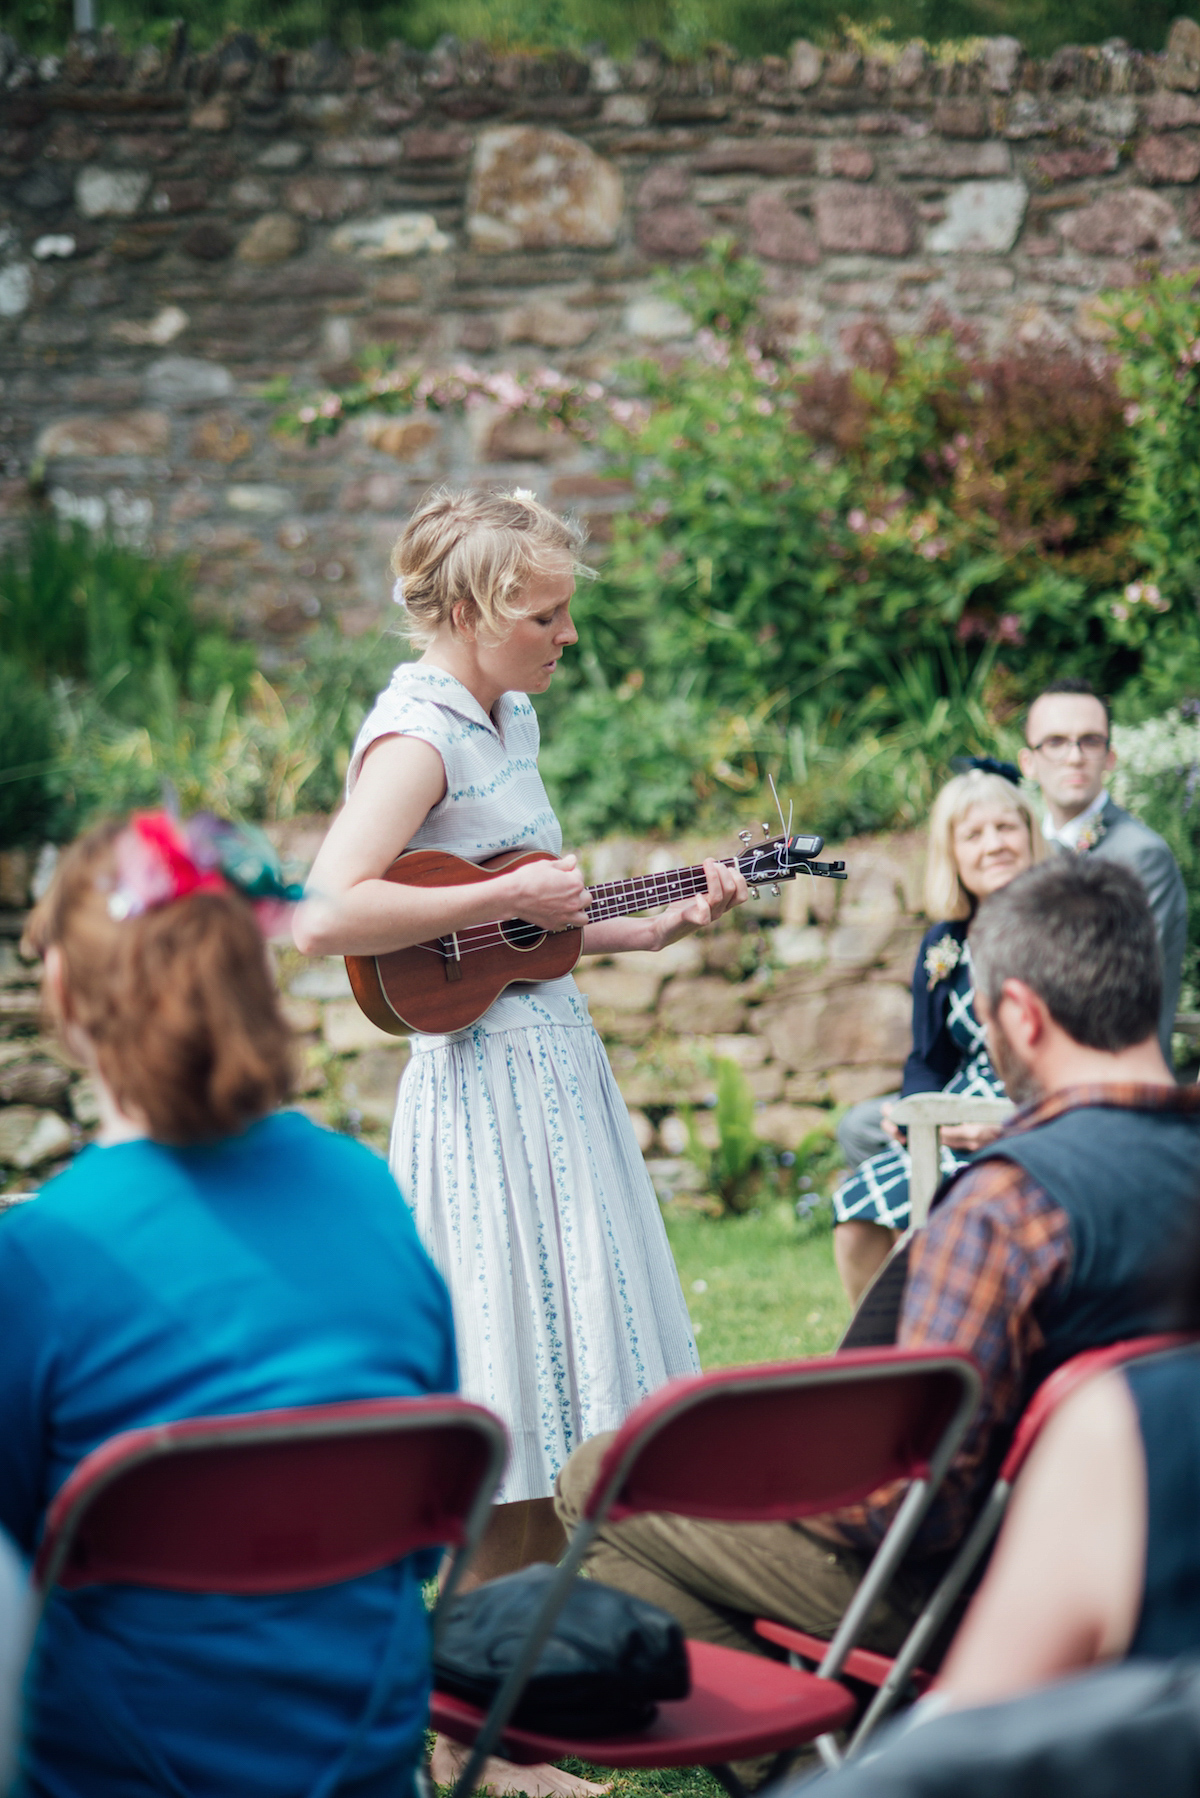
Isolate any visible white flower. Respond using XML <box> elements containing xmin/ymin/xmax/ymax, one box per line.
<box><xmin>924</xmin><ymin>934</ymin><xmax>963</xmax><ymax>990</ymax></box>
<box><xmin>1112</xmin><ymin>708</ymin><xmax>1200</xmax><ymax>806</ymax></box>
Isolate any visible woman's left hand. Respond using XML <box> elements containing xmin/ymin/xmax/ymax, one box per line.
<box><xmin>654</xmin><ymin>858</ymin><xmax>748</xmax><ymax>948</ymax></box>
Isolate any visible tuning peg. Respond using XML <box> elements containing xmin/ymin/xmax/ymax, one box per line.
<box><xmin>739</xmin><ymin>830</ymin><xmax>752</xmax><ymax>845</ymax></box>
<box><xmin>750</xmin><ymin>886</ymin><xmax>761</xmax><ymax>900</ymax></box>
<box><xmin>761</xmin><ymin>822</ymin><xmax>771</xmax><ymax>836</ymax></box>
<box><xmin>770</xmin><ymin>884</ymin><xmax>780</xmax><ymax>897</ymax></box>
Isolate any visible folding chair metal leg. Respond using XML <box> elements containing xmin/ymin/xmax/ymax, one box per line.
<box><xmin>707</xmin><ymin>1762</ymin><xmax>750</xmax><ymax>1798</ymax></box>
<box><xmin>807</xmin><ymin>1477</ymin><xmax>932</xmax><ymax>1773</ymax></box>
<box><xmin>812</xmin><ymin>1478</ymin><xmax>930</xmax><ymax>1688</ymax></box>
<box><xmin>843</xmin><ymin>1478</ymin><xmax>1012</xmax><ymax>1757</ymax></box>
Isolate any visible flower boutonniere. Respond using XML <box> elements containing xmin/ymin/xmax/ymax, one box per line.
<box><xmin>924</xmin><ymin>933</ymin><xmax>963</xmax><ymax>991</ymax></box>
<box><xmin>1074</xmin><ymin>811</ymin><xmax>1109</xmax><ymax>856</ymax></box>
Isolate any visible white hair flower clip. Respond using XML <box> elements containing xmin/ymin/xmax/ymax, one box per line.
<box><xmin>392</xmin><ymin>577</ymin><xmax>407</xmax><ymax>609</ymax></box>
<box><xmin>512</xmin><ymin>488</ymin><xmax>536</xmax><ymax>504</ymax></box>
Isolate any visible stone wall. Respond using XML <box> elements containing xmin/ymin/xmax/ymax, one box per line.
<box><xmin>4</xmin><ymin>22</ymin><xmax>1200</xmax><ymax>640</ymax></box>
<box><xmin>0</xmin><ymin>823</ymin><xmax>926</xmax><ymax>1200</ymax></box>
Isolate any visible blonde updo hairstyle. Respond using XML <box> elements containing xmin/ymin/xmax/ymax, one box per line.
<box><xmin>924</xmin><ymin>768</ymin><xmax>1045</xmax><ymax>922</ymax></box>
<box><xmin>392</xmin><ymin>487</ymin><xmax>593</xmax><ymax>649</ymax></box>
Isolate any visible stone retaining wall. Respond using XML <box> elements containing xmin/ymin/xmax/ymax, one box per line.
<box><xmin>4</xmin><ymin>23</ymin><xmax>1200</xmax><ymax>640</ymax></box>
<box><xmin>0</xmin><ymin>823</ymin><xmax>926</xmax><ymax>1198</ymax></box>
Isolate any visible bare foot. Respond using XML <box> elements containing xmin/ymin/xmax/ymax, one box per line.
<box><xmin>430</xmin><ymin>1733</ymin><xmax>611</xmax><ymax>1797</ymax></box>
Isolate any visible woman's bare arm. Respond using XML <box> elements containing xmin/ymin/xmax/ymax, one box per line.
<box><xmin>936</xmin><ymin>1371</ymin><xmax>1146</xmax><ymax>1709</ymax></box>
<box><xmin>293</xmin><ymin>735</ymin><xmax>589</xmax><ymax>957</ymax></box>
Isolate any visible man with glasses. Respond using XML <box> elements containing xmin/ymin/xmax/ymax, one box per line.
<box><xmin>1019</xmin><ymin>677</ymin><xmax>1186</xmax><ymax>1055</ymax></box>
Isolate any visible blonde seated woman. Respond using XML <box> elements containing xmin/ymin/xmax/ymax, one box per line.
<box><xmin>832</xmin><ymin>768</ymin><xmax>1044</xmax><ymax>1304</ymax></box>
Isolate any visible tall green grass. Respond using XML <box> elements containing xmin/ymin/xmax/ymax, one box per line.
<box><xmin>0</xmin><ymin>520</ymin><xmax>405</xmax><ymax>847</ymax></box>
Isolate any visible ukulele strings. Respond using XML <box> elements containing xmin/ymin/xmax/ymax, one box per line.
<box><xmin>399</xmin><ymin>848</ymin><xmax>797</xmax><ymax>961</ymax></box>
<box><xmin>403</xmin><ymin>865</ymin><xmax>723</xmax><ymax>959</ymax></box>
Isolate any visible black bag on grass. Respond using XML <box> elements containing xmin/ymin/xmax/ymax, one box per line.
<box><xmin>433</xmin><ymin>1563</ymin><xmax>690</xmax><ymax>1736</ymax></box>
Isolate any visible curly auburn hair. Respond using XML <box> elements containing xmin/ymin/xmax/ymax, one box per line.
<box><xmin>23</xmin><ymin>819</ymin><xmax>293</xmax><ymax>1145</ymax></box>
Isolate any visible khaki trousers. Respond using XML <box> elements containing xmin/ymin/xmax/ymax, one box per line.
<box><xmin>554</xmin><ymin>1431</ymin><xmax>937</xmax><ymax>1661</ymax></box>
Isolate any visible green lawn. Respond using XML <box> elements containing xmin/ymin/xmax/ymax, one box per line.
<box><xmin>664</xmin><ymin>1203</ymin><xmax>851</xmax><ymax>1369</ymax></box>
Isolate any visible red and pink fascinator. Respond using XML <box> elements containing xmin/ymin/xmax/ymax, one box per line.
<box><xmin>106</xmin><ymin>811</ymin><xmax>304</xmax><ymax>933</ymax></box>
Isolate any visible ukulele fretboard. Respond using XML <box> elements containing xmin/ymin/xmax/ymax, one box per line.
<box><xmin>585</xmin><ymin>860</ymin><xmax>738</xmax><ymax>923</ymax></box>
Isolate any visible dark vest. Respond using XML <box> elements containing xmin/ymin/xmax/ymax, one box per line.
<box><xmin>934</xmin><ymin>1100</ymin><xmax>1200</xmax><ymax>1389</ymax></box>
<box><xmin>1127</xmin><ymin>1345</ymin><xmax>1200</xmax><ymax>1661</ymax></box>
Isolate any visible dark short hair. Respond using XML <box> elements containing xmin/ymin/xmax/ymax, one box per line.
<box><xmin>968</xmin><ymin>858</ymin><xmax>1161</xmax><ymax>1052</ymax></box>
<box><xmin>1025</xmin><ymin>678</ymin><xmax>1112</xmax><ymax>741</ymax></box>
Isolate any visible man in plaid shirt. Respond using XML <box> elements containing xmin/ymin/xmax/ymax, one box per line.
<box><xmin>558</xmin><ymin>858</ymin><xmax>1200</xmax><ymax>1660</ymax></box>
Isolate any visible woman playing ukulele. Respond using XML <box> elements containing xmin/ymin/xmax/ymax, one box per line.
<box><xmin>297</xmin><ymin>489</ymin><xmax>745</xmax><ymax>1796</ymax></box>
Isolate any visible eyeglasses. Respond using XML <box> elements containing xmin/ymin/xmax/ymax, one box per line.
<box><xmin>1027</xmin><ymin>734</ymin><xmax>1110</xmax><ymax>761</ymax></box>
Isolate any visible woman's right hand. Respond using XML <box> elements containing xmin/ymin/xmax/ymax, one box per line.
<box><xmin>505</xmin><ymin>855</ymin><xmax>591</xmax><ymax>931</ymax></box>
<box><xmin>881</xmin><ymin>1101</ymin><xmax>904</xmax><ymax>1145</ymax></box>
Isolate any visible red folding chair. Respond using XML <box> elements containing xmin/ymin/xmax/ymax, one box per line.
<box><xmin>756</xmin><ymin>1331</ymin><xmax>1195</xmax><ymax>1760</ymax></box>
<box><xmin>31</xmin><ymin>1393</ymin><xmax>508</xmax><ymax>1783</ymax></box>
<box><xmin>433</xmin><ymin>1348</ymin><xmax>980</xmax><ymax>1798</ymax></box>
<box><xmin>36</xmin><ymin>1395</ymin><xmax>506</xmax><ymax>1609</ymax></box>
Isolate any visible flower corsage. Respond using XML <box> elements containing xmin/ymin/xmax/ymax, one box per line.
<box><xmin>1074</xmin><ymin>812</ymin><xmax>1109</xmax><ymax>855</ymax></box>
<box><xmin>924</xmin><ymin>933</ymin><xmax>963</xmax><ymax>991</ymax></box>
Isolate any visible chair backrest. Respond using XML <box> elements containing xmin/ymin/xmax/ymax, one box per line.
<box><xmin>887</xmin><ymin>1096</ymin><xmax>1016</xmax><ymax>1230</ymax></box>
<box><xmin>585</xmin><ymin>1349</ymin><xmax>981</xmax><ymax>1527</ymax></box>
<box><xmin>35</xmin><ymin>1397</ymin><xmax>508</xmax><ymax>1598</ymax></box>
<box><xmin>999</xmin><ymin>1334</ymin><xmax>1195</xmax><ymax>1484</ymax></box>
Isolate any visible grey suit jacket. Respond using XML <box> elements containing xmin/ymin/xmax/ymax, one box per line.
<box><xmin>1079</xmin><ymin>796</ymin><xmax>1188</xmax><ymax>1055</ymax></box>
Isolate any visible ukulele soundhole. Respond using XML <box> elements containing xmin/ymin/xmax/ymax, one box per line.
<box><xmin>500</xmin><ymin>917</ymin><xmax>547</xmax><ymax>952</ymax></box>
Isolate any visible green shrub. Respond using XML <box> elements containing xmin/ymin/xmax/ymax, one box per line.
<box><xmin>269</xmin><ymin>626</ymin><xmax>409</xmax><ymax>816</ymax></box>
<box><xmin>682</xmin><ymin>1058</ymin><xmax>770</xmax><ymax>1215</ymax></box>
<box><xmin>1111</xmin><ymin>706</ymin><xmax>1200</xmax><ymax>988</ymax></box>
<box><xmin>9</xmin><ymin>0</ymin><xmax>1192</xmax><ymax>60</ymax></box>
<box><xmin>1104</xmin><ymin>278</ymin><xmax>1200</xmax><ymax>716</ymax></box>
<box><xmin>0</xmin><ymin>520</ymin><xmax>256</xmax><ymax>717</ymax></box>
<box><xmin>535</xmin><ymin>676</ymin><xmax>713</xmax><ymax>842</ymax></box>
<box><xmin>576</xmin><ymin>322</ymin><xmax>1147</xmax><ymax>743</ymax></box>
<box><xmin>274</xmin><ymin>259</ymin><xmax>1200</xmax><ymax>845</ymax></box>
<box><xmin>0</xmin><ymin>510</ymin><xmax>409</xmax><ymax>841</ymax></box>
<box><xmin>295</xmin><ymin>256</ymin><xmax>1200</xmax><ymax>841</ymax></box>
<box><xmin>0</xmin><ymin>656</ymin><xmax>57</xmax><ymax>849</ymax></box>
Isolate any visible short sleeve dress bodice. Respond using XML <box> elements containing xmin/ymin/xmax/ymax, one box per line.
<box><xmin>348</xmin><ymin>663</ymin><xmax>699</xmax><ymax>1501</ymax></box>
<box><xmin>831</xmin><ymin>920</ymin><xmax>1007</xmax><ymax>1234</ymax></box>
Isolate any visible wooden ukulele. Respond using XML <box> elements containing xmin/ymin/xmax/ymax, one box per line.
<box><xmin>345</xmin><ymin>833</ymin><xmax>847</xmax><ymax>1036</ymax></box>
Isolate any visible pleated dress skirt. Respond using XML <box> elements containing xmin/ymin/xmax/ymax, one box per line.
<box><xmin>389</xmin><ymin>978</ymin><xmax>700</xmax><ymax>1502</ymax></box>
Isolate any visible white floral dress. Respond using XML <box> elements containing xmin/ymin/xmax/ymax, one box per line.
<box><xmin>348</xmin><ymin>664</ymin><xmax>700</xmax><ymax>1502</ymax></box>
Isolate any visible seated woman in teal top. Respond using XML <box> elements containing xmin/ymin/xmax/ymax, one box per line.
<box><xmin>0</xmin><ymin>812</ymin><xmax>458</xmax><ymax>1798</ymax></box>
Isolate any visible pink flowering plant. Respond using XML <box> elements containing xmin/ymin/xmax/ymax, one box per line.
<box><xmin>276</xmin><ymin>351</ymin><xmax>607</xmax><ymax>444</ymax></box>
